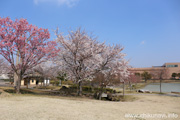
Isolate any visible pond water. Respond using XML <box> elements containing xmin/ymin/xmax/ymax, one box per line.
<box><xmin>142</xmin><ymin>83</ymin><xmax>180</xmax><ymax>93</ymax></box>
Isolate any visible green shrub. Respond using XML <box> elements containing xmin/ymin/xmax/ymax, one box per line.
<box><xmin>50</xmin><ymin>80</ymin><xmax>59</xmax><ymax>86</ymax></box>
<box><xmin>69</xmin><ymin>84</ymin><xmax>78</xmax><ymax>90</ymax></box>
<box><xmin>93</xmin><ymin>87</ymin><xmax>115</xmax><ymax>93</ymax></box>
<box><xmin>105</xmin><ymin>88</ymin><xmax>114</xmax><ymax>93</ymax></box>
<box><xmin>82</xmin><ymin>86</ymin><xmax>92</xmax><ymax>92</ymax></box>
<box><xmin>68</xmin><ymin>84</ymin><xmax>115</xmax><ymax>94</ymax></box>
<box><xmin>62</xmin><ymin>80</ymin><xmax>74</xmax><ymax>85</ymax></box>
<box><xmin>50</xmin><ymin>81</ymin><xmax>55</xmax><ymax>85</ymax></box>
<box><xmin>132</xmin><ymin>84</ymin><xmax>136</xmax><ymax>89</ymax></box>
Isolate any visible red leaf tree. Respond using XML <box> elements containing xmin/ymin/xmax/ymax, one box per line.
<box><xmin>0</xmin><ymin>17</ymin><xmax>57</xmax><ymax>93</ymax></box>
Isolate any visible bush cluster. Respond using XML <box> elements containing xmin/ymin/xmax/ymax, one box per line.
<box><xmin>67</xmin><ymin>85</ymin><xmax>116</xmax><ymax>94</ymax></box>
<box><xmin>50</xmin><ymin>80</ymin><xmax>59</xmax><ymax>86</ymax></box>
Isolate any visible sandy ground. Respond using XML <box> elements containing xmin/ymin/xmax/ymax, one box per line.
<box><xmin>0</xmin><ymin>94</ymin><xmax>180</xmax><ymax>120</ymax></box>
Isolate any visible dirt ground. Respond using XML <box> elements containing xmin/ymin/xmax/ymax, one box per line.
<box><xmin>0</xmin><ymin>94</ymin><xmax>179</xmax><ymax>120</ymax></box>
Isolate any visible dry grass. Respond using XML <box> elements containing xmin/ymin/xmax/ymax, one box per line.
<box><xmin>0</xmin><ymin>89</ymin><xmax>11</xmax><ymax>97</ymax></box>
<box><xmin>0</xmin><ymin>93</ymin><xmax>180</xmax><ymax>120</ymax></box>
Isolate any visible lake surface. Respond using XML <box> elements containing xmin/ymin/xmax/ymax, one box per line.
<box><xmin>142</xmin><ymin>83</ymin><xmax>180</xmax><ymax>93</ymax></box>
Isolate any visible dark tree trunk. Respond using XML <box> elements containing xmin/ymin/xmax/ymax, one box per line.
<box><xmin>26</xmin><ymin>79</ymin><xmax>29</xmax><ymax>89</ymax></box>
<box><xmin>16</xmin><ymin>75</ymin><xmax>22</xmax><ymax>94</ymax></box>
<box><xmin>99</xmin><ymin>85</ymin><xmax>103</xmax><ymax>100</ymax></box>
<box><xmin>77</xmin><ymin>81</ymin><xmax>82</xmax><ymax>96</ymax></box>
<box><xmin>90</xmin><ymin>81</ymin><xmax>94</xmax><ymax>92</ymax></box>
<box><xmin>14</xmin><ymin>80</ymin><xmax>18</xmax><ymax>93</ymax></box>
<box><xmin>129</xmin><ymin>81</ymin><xmax>132</xmax><ymax>91</ymax></box>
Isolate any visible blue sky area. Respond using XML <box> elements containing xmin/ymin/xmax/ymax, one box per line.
<box><xmin>0</xmin><ymin>0</ymin><xmax>180</xmax><ymax>68</ymax></box>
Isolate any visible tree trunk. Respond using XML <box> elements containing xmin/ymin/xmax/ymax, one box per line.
<box><xmin>90</xmin><ymin>81</ymin><xmax>94</xmax><ymax>92</ymax></box>
<box><xmin>77</xmin><ymin>81</ymin><xmax>82</xmax><ymax>96</ymax></box>
<box><xmin>160</xmin><ymin>79</ymin><xmax>162</xmax><ymax>93</ymax></box>
<box><xmin>123</xmin><ymin>81</ymin><xmax>125</xmax><ymax>97</ymax></box>
<box><xmin>26</xmin><ymin>79</ymin><xmax>29</xmax><ymax>89</ymax></box>
<box><xmin>16</xmin><ymin>75</ymin><xmax>22</xmax><ymax>94</ymax></box>
<box><xmin>129</xmin><ymin>81</ymin><xmax>132</xmax><ymax>91</ymax></box>
<box><xmin>14</xmin><ymin>73</ymin><xmax>18</xmax><ymax>93</ymax></box>
<box><xmin>99</xmin><ymin>85</ymin><xmax>103</xmax><ymax>100</ymax></box>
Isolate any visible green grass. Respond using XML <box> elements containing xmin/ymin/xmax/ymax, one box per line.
<box><xmin>0</xmin><ymin>86</ymin><xmax>140</xmax><ymax>103</ymax></box>
<box><xmin>0</xmin><ymin>86</ymin><xmax>52</xmax><ymax>95</ymax></box>
<box><xmin>36</xmin><ymin>86</ymin><xmax>61</xmax><ymax>90</ymax></box>
<box><xmin>124</xmin><ymin>90</ymin><xmax>137</xmax><ymax>93</ymax></box>
<box><xmin>112</xmin><ymin>88</ymin><xmax>121</xmax><ymax>93</ymax></box>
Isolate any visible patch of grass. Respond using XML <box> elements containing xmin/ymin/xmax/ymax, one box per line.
<box><xmin>3</xmin><ymin>89</ymin><xmax>16</xmax><ymax>93</ymax></box>
<box><xmin>124</xmin><ymin>90</ymin><xmax>137</xmax><ymax>93</ymax></box>
<box><xmin>119</xmin><ymin>95</ymin><xmax>138</xmax><ymax>102</ymax></box>
<box><xmin>0</xmin><ymin>87</ymin><xmax>51</xmax><ymax>95</ymax></box>
<box><xmin>4</xmin><ymin>89</ymin><xmax>35</xmax><ymax>94</ymax></box>
<box><xmin>0</xmin><ymin>87</ymin><xmax>14</xmax><ymax>90</ymax></box>
<box><xmin>1</xmin><ymin>86</ymin><xmax>139</xmax><ymax>103</ymax></box>
<box><xmin>151</xmin><ymin>91</ymin><xmax>167</xmax><ymax>95</ymax></box>
<box><xmin>112</xmin><ymin>88</ymin><xmax>121</xmax><ymax>93</ymax></box>
<box><xmin>135</xmin><ymin>83</ymin><xmax>149</xmax><ymax>89</ymax></box>
<box><xmin>36</xmin><ymin>86</ymin><xmax>61</xmax><ymax>90</ymax></box>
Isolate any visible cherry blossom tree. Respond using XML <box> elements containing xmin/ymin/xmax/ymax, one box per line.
<box><xmin>55</xmin><ymin>28</ymin><xmax>104</xmax><ymax>95</ymax></box>
<box><xmin>55</xmin><ymin>28</ymin><xmax>130</xmax><ymax>96</ymax></box>
<box><xmin>34</xmin><ymin>62</ymin><xmax>57</xmax><ymax>79</ymax></box>
<box><xmin>118</xmin><ymin>61</ymin><xmax>130</xmax><ymax>97</ymax></box>
<box><xmin>152</xmin><ymin>68</ymin><xmax>169</xmax><ymax>93</ymax></box>
<box><xmin>0</xmin><ymin>17</ymin><xmax>57</xmax><ymax>93</ymax></box>
<box><xmin>128</xmin><ymin>71</ymin><xmax>141</xmax><ymax>90</ymax></box>
<box><xmin>33</xmin><ymin>62</ymin><xmax>59</xmax><ymax>86</ymax></box>
<box><xmin>94</xmin><ymin>45</ymin><xmax>129</xmax><ymax>99</ymax></box>
<box><xmin>141</xmin><ymin>71</ymin><xmax>152</xmax><ymax>83</ymax></box>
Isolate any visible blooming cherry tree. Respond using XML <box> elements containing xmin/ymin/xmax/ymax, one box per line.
<box><xmin>92</xmin><ymin>45</ymin><xmax>129</xmax><ymax>99</ymax></box>
<box><xmin>55</xmin><ymin>28</ymin><xmax>130</xmax><ymax>96</ymax></box>
<box><xmin>128</xmin><ymin>71</ymin><xmax>141</xmax><ymax>90</ymax></box>
<box><xmin>0</xmin><ymin>17</ymin><xmax>57</xmax><ymax>93</ymax></box>
<box><xmin>55</xmin><ymin>28</ymin><xmax>104</xmax><ymax>95</ymax></box>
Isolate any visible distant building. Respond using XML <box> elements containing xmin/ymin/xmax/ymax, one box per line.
<box><xmin>21</xmin><ymin>72</ymin><xmax>50</xmax><ymax>86</ymax></box>
<box><xmin>0</xmin><ymin>72</ymin><xmax>50</xmax><ymax>86</ymax></box>
<box><xmin>129</xmin><ymin>63</ymin><xmax>180</xmax><ymax>79</ymax></box>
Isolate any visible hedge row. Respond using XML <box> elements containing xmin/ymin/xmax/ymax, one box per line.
<box><xmin>69</xmin><ymin>85</ymin><xmax>116</xmax><ymax>93</ymax></box>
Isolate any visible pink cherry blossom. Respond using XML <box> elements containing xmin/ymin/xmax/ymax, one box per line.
<box><xmin>0</xmin><ymin>17</ymin><xmax>58</xmax><ymax>93</ymax></box>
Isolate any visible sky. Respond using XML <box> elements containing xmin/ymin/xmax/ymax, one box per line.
<box><xmin>0</xmin><ymin>0</ymin><xmax>180</xmax><ymax>68</ymax></box>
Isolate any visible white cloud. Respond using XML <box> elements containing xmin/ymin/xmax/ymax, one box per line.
<box><xmin>140</xmin><ymin>41</ymin><xmax>145</xmax><ymax>45</ymax></box>
<box><xmin>33</xmin><ymin>0</ymin><xmax>79</xmax><ymax>7</ymax></box>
